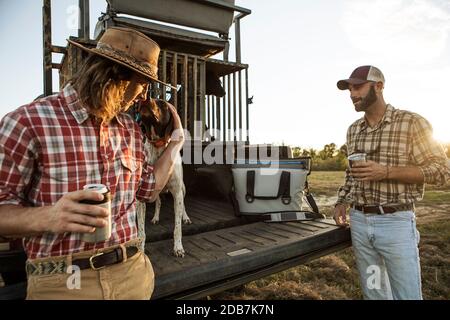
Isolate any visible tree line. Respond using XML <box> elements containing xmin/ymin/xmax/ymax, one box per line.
<box><xmin>291</xmin><ymin>143</ymin><xmax>450</xmax><ymax>171</ymax></box>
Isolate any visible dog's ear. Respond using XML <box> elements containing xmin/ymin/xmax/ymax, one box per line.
<box><xmin>155</xmin><ymin>100</ymin><xmax>174</xmax><ymax>138</ymax></box>
<box><xmin>140</xmin><ymin>99</ymin><xmax>160</xmax><ymax>121</ymax></box>
<box><xmin>165</xmin><ymin>108</ymin><xmax>174</xmax><ymax>139</ymax></box>
<box><xmin>137</xmin><ymin>99</ymin><xmax>160</xmax><ymax>140</ymax></box>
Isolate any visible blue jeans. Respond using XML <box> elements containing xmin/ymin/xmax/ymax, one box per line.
<box><xmin>349</xmin><ymin>208</ymin><xmax>422</xmax><ymax>300</ymax></box>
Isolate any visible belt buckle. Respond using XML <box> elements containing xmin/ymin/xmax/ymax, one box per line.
<box><xmin>89</xmin><ymin>252</ymin><xmax>105</xmax><ymax>271</ymax></box>
<box><xmin>378</xmin><ymin>205</ymin><xmax>385</xmax><ymax>214</ymax></box>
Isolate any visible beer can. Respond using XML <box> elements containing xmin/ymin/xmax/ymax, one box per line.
<box><xmin>348</xmin><ymin>153</ymin><xmax>367</xmax><ymax>168</ymax></box>
<box><xmin>80</xmin><ymin>184</ymin><xmax>112</xmax><ymax>243</ymax></box>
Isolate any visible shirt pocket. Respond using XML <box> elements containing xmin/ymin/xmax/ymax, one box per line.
<box><xmin>118</xmin><ymin>154</ymin><xmax>142</xmax><ymax>209</ymax></box>
<box><xmin>120</xmin><ymin>154</ymin><xmax>140</xmax><ymax>173</ymax></box>
<box><xmin>378</xmin><ymin>146</ymin><xmax>409</xmax><ymax>166</ymax></box>
<box><xmin>119</xmin><ymin>154</ymin><xmax>142</xmax><ymax>186</ymax></box>
<box><xmin>119</xmin><ymin>152</ymin><xmax>143</xmax><ymax>182</ymax></box>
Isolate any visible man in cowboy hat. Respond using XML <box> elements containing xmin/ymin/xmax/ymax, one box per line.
<box><xmin>334</xmin><ymin>65</ymin><xmax>449</xmax><ymax>300</ymax></box>
<box><xmin>0</xmin><ymin>27</ymin><xmax>183</xmax><ymax>299</ymax></box>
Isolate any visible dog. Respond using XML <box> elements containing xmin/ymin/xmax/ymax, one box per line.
<box><xmin>137</xmin><ymin>98</ymin><xmax>191</xmax><ymax>257</ymax></box>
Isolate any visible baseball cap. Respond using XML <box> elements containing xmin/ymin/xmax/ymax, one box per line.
<box><xmin>337</xmin><ymin>65</ymin><xmax>385</xmax><ymax>90</ymax></box>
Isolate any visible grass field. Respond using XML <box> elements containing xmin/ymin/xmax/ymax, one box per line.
<box><xmin>211</xmin><ymin>171</ymin><xmax>450</xmax><ymax>300</ymax></box>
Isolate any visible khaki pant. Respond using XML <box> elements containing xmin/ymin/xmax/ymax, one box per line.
<box><xmin>26</xmin><ymin>240</ymin><xmax>154</xmax><ymax>300</ymax></box>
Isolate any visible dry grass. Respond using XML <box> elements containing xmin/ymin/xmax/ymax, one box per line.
<box><xmin>211</xmin><ymin>171</ymin><xmax>450</xmax><ymax>300</ymax></box>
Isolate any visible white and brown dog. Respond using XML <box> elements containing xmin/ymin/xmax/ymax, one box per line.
<box><xmin>138</xmin><ymin>99</ymin><xmax>191</xmax><ymax>257</ymax></box>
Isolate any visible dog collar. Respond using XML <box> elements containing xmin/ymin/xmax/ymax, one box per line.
<box><xmin>150</xmin><ymin>137</ymin><xmax>170</xmax><ymax>148</ymax></box>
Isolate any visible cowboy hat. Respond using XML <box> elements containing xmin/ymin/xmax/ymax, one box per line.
<box><xmin>68</xmin><ymin>27</ymin><xmax>175</xmax><ymax>90</ymax></box>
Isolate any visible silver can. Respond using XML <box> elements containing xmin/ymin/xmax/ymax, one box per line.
<box><xmin>80</xmin><ymin>184</ymin><xmax>112</xmax><ymax>243</ymax></box>
<box><xmin>348</xmin><ymin>153</ymin><xmax>367</xmax><ymax>168</ymax></box>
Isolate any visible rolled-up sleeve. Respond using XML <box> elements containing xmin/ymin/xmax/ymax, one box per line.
<box><xmin>0</xmin><ymin>113</ymin><xmax>36</xmax><ymax>205</ymax></box>
<box><xmin>411</xmin><ymin>116</ymin><xmax>450</xmax><ymax>186</ymax></box>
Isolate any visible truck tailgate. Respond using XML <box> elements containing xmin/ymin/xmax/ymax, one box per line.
<box><xmin>147</xmin><ymin>219</ymin><xmax>351</xmax><ymax>299</ymax></box>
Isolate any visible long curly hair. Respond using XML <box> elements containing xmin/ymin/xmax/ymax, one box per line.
<box><xmin>69</xmin><ymin>53</ymin><xmax>134</xmax><ymax>123</ymax></box>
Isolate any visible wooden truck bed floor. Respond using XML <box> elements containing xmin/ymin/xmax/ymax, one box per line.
<box><xmin>144</xmin><ymin>195</ymin><xmax>351</xmax><ymax>299</ymax></box>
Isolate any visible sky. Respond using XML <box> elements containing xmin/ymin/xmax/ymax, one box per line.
<box><xmin>1</xmin><ymin>0</ymin><xmax>450</xmax><ymax>149</ymax></box>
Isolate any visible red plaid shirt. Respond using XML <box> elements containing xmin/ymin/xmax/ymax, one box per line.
<box><xmin>0</xmin><ymin>84</ymin><xmax>155</xmax><ymax>259</ymax></box>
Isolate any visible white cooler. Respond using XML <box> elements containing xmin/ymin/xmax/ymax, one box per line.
<box><xmin>232</xmin><ymin>159</ymin><xmax>310</xmax><ymax>215</ymax></box>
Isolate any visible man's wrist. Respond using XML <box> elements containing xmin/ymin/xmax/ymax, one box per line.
<box><xmin>0</xmin><ymin>205</ymin><xmax>48</xmax><ymax>238</ymax></box>
<box><xmin>31</xmin><ymin>206</ymin><xmax>50</xmax><ymax>234</ymax></box>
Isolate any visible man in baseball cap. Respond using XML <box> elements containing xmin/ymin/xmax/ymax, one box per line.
<box><xmin>336</xmin><ymin>65</ymin><xmax>386</xmax><ymax>113</ymax></box>
<box><xmin>334</xmin><ymin>65</ymin><xmax>450</xmax><ymax>300</ymax></box>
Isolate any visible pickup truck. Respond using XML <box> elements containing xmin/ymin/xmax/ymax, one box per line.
<box><xmin>0</xmin><ymin>0</ymin><xmax>351</xmax><ymax>300</ymax></box>
<box><xmin>0</xmin><ymin>187</ymin><xmax>351</xmax><ymax>300</ymax></box>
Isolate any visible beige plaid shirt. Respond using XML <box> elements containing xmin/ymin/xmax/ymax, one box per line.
<box><xmin>337</xmin><ymin>104</ymin><xmax>449</xmax><ymax>206</ymax></box>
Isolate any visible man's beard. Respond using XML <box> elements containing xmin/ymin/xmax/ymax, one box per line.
<box><xmin>353</xmin><ymin>85</ymin><xmax>377</xmax><ymax>112</ymax></box>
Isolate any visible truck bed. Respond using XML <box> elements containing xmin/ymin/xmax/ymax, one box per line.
<box><xmin>145</xmin><ymin>195</ymin><xmax>351</xmax><ymax>299</ymax></box>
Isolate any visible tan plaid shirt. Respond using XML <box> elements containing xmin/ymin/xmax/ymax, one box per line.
<box><xmin>337</xmin><ymin>104</ymin><xmax>449</xmax><ymax>206</ymax></box>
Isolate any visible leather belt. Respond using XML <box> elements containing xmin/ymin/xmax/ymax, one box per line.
<box><xmin>353</xmin><ymin>203</ymin><xmax>414</xmax><ymax>214</ymax></box>
<box><xmin>26</xmin><ymin>246</ymin><xmax>139</xmax><ymax>276</ymax></box>
<box><xmin>73</xmin><ymin>246</ymin><xmax>139</xmax><ymax>271</ymax></box>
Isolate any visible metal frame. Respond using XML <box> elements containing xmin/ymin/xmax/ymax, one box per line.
<box><xmin>44</xmin><ymin>0</ymin><xmax>251</xmax><ymax>146</ymax></box>
<box><xmin>42</xmin><ymin>0</ymin><xmax>52</xmax><ymax>96</ymax></box>
<box><xmin>134</xmin><ymin>46</ymin><xmax>250</xmax><ymax>145</ymax></box>
<box><xmin>233</xmin><ymin>11</ymin><xmax>250</xmax><ymax>63</ymax></box>
<box><xmin>189</xmin><ymin>0</ymin><xmax>251</xmax><ymax>15</ymax></box>
<box><xmin>43</xmin><ymin>0</ymin><xmax>90</xmax><ymax>96</ymax></box>
<box><xmin>78</xmin><ymin>0</ymin><xmax>90</xmax><ymax>39</ymax></box>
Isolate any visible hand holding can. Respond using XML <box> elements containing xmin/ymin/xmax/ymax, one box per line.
<box><xmin>348</xmin><ymin>153</ymin><xmax>366</xmax><ymax>169</ymax></box>
<box><xmin>80</xmin><ymin>184</ymin><xmax>112</xmax><ymax>243</ymax></box>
